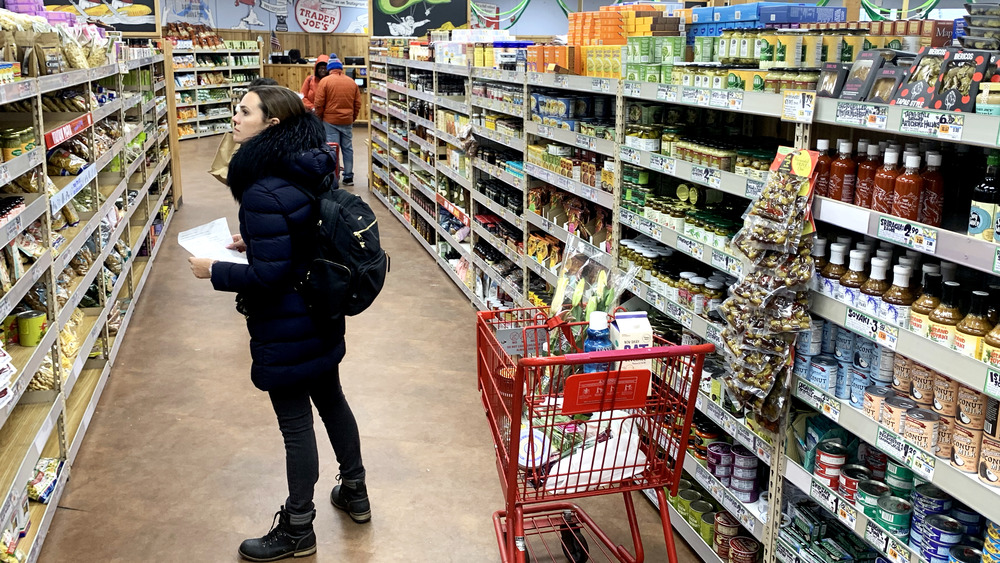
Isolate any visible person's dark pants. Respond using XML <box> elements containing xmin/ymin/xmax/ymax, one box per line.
<box><xmin>268</xmin><ymin>366</ymin><xmax>364</xmax><ymax>514</ymax></box>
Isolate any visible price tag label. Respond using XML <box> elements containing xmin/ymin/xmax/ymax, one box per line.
<box><xmin>4</xmin><ymin>215</ymin><xmax>21</xmax><ymax>242</ymax></box>
<box><xmin>554</xmin><ymin>75</ymin><xmax>567</xmax><ymax>88</ymax></box>
<box><xmin>796</xmin><ymin>380</ymin><xmax>824</xmax><ymax>411</ymax></box>
<box><xmin>837</xmin><ymin>499</ymin><xmax>858</xmax><ymax>529</ymax></box>
<box><xmin>809</xmin><ymin>478</ymin><xmax>838</xmax><ymax>514</ymax></box>
<box><xmin>682</xmin><ymin>87</ymin><xmax>698</xmax><ymax>105</ymax></box>
<box><xmin>528</xmin><ymin>73</ymin><xmax>541</xmax><ymax>85</ymax></box>
<box><xmin>118</xmin><ymin>61</ymin><xmax>129</xmax><ymax>75</ymax></box>
<box><xmin>707</xmin><ymin>401</ymin><xmax>726</xmax><ymax>424</ymax></box>
<box><xmin>937</xmin><ymin>113</ymin><xmax>965</xmax><ymax>141</ymax></box>
<box><xmin>899</xmin><ymin>109</ymin><xmax>939</xmax><ymax>137</ymax></box>
<box><xmin>986</xmin><ymin>368</ymin><xmax>1000</xmax><ymax>400</ymax></box>
<box><xmin>755</xmin><ymin>436</ymin><xmax>772</xmax><ymax>466</ymax></box>
<box><xmin>865</xmin><ymin>520</ymin><xmax>890</xmax><ymax>552</ymax></box>
<box><xmin>835</xmin><ymin>101</ymin><xmax>871</xmax><ymax>126</ymax></box>
<box><xmin>537</xmin><ymin>124</ymin><xmax>552</xmax><ymax>138</ymax></box>
<box><xmin>845</xmin><ymin>307</ymin><xmax>899</xmax><ymax>350</ymax></box>
<box><xmin>696</xmin><ymin>394</ymin><xmax>704</xmax><ymax>411</ymax></box>
<box><xmin>694</xmin><ymin>463</ymin><xmax>712</xmax><ymax>487</ymax></box>
<box><xmin>728</xmin><ymin>91</ymin><xmax>744</xmax><ymax>111</ymax></box>
<box><xmin>705</xmin><ymin>323</ymin><xmax>723</xmax><ymax>349</ymax></box>
<box><xmin>676</xmin><ymin>235</ymin><xmax>703</xmax><ymax>260</ymax></box>
<box><xmin>649</xmin><ymin>153</ymin><xmax>670</xmax><ymax>173</ymax></box>
<box><xmin>665</xmin><ymin>301</ymin><xmax>693</xmax><ymax>328</ymax></box>
<box><xmin>876</xmin><ymin>426</ymin><xmax>907</xmax><ymax>462</ymax></box>
<box><xmin>591</xmin><ymin>78</ymin><xmax>609</xmax><ymax>92</ymax></box>
<box><xmin>620</xmin><ymin>147</ymin><xmax>640</xmax><ymax>165</ymax></box>
<box><xmin>711</xmin><ymin>248</ymin><xmax>729</xmax><ymax>271</ymax></box>
<box><xmin>696</xmin><ymin>89</ymin><xmax>711</xmax><ymax>107</ymax></box>
<box><xmin>656</xmin><ymin>85</ymin><xmax>677</xmax><ymax>102</ymax></box>
<box><xmin>624</xmin><ymin>81</ymin><xmax>641</xmax><ymax>97</ymax></box>
<box><xmin>736</xmin><ymin>425</ymin><xmax>755</xmax><ymax>448</ymax></box>
<box><xmin>781</xmin><ymin>90</ymin><xmax>816</xmax><ymax>123</ymax></box>
<box><xmin>877</xmin><ymin>215</ymin><xmax>937</xmax><ymax>255</ymax></box>
<box><xmin>906</xmin><ymin>445</ymin><xmax>936</xmax><ymax>480</ymax></box>
<box><xmin>823</xmin><ymin>396</ymin><xmax>841</xmax><ymax>422</ymax></box>
<box><xmin>575</xmin><ymin>134</ymin><xmax>596</xmax><ymax>151</ymax></box>
<box><xmin>887</xmin><ymin>539</ymin><xmax>910</xmax><ymax>563</ymax></box>
<box><xmin>710</xmin><ymin>89</ymin><xmax>729</xmax><ymax>108</ymax></box>
<box><xmin>745</xmin><ymin>179</ymin><xmax>764</xmax><ymax>199</ymax></box>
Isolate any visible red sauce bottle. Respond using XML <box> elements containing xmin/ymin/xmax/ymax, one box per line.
<box><xmin>828</xmin><ymin>141</ymin><xmax>857</xmax><ymax>203</ymax></box>
<box><xmin>919</xmin><ymin>152</ymin><xmax>944</xmax><ymax>227</ymax></box>
<box><xmin>854</xmin><ymin>143</ymin><xmax>881</xmax><ymax>209</ymax></box>
<box><xmin>871</xmin><ymin>150</ymin><xmax>901</xmax><ymax>213</ymax></box>
<box><xmin>892</xmin><ymin>155</ymin><xmax>923</xmax><ymax>221</ymax></box>
<box><xmin>815</xmin><ymin>139</ymin><xmax>832</xmax><ymax>198</ymax></box>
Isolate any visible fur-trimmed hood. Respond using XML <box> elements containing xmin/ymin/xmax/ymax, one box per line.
<box><xmin>227</xmin><ymin>112</ymin><xmax>334</xmax><ymax>201</ymax></box>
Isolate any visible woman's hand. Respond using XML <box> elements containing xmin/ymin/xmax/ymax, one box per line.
<box><xmin>189</xmin><ymin>257</ymin><xmax>216</xmax><ymax>279</ymax></box>
<box><xmin>227</xmin><ymin>234</ymin><xmax>247</xmax><ymax>253</ymax></box>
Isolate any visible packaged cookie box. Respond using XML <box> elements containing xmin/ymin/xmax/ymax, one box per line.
<box><xmin>892</xmin><ymin>46</ymin><xmax>949</xmax><ymax>108</ymax></box>
<box><xmin>930</xmin><ymin>48</ymin><xmax>992</xmax><ymax>112</ymax></box>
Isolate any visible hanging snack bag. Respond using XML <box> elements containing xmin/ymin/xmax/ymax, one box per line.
<box><xmin>930</xmin><ymin>48</ymin><xmax>991</xmax><ymax>112</ymax></box>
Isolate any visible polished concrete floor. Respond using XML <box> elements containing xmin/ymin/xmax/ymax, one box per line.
<box><xmin>39</xmin><ymin>127</ymin><xmax>702</xmax><ymax>562</ymax></box>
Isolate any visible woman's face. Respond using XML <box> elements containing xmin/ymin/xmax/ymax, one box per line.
<box><xmin>317</xmin><ymin>63</ymin><xmax>328</xmax><ymax>78</ymax></box>
<box><xmin>233</xmin><ymin>92</ymin><xmax>277</xmax><ymax>143</ymax></box>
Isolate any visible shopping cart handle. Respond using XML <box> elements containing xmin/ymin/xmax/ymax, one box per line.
<box><xmin>518</xmin><ymin>343</ymin><xmax>716</xmax><ymax>367</ymax></box>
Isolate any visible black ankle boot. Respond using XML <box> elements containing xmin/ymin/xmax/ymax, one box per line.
<box><xmin>238</xmin><ymin>506</ymin><xmax>317</xmax><ymax>562</ymax></box>
<box><xmin>331</xmin><ymin>474</ymin><xmax>371</xmax><ymax>523</ymax></box>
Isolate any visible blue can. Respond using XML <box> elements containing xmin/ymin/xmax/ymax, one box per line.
<box><xmin>793</xmin><ymin>354</ymin><xmax>813</xmax><ymax>380</ymax></box>
<box><xmin>835</xmin><ymin>329</ymin><xmax>856</xmax><ymax>362</ymax></box>
<box><xmin>927</xmin><ymin>538</ymin><xmax>961</xmax><ymax>557</ymax></box>
<box><xmin>810</xmin><ymin>355</ymin><xmax>838</xmax><ymax>392</ymax></box>
<box><xmin>821</xmin><ymin>321</ymin><xmax>837</xmax><ymax>355</ymax></box>
<box><xmin>950</xmin><ymin>546</ymin><xmax>984</xmax><ymax>563</ymax></box>
<box><xmin>851</xmin><ymin>369</ymin><xmax>868</xmax><ymax>408</ymax></box>
<box><xmin>926</xmin><ymin>515</ymin><xmax>966</xmax><ymax>545</ymax></box>
<box><xmin>835</xmin><ymin>361</ymin><xmax>852</xmax><ymax>400</ymax></box>
<box><xmin>914</xmin><ymin>484</ymin><xmax>953</xmax><ymax>514</ymax></box>
<box><xmin>854</xmin><ymin>338</ymin><xmax>877</xmax><ymax>372</ymax></box>
<box><xmin>950</xmin><ymin>504</ymin><xmax>980</xmax><ymax>526</ymax></box>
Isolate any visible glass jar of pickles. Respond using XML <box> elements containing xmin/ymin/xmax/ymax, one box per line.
<box><xmin>660</xmin><ymin>126</ymin><xmax>681</xmax><ymax>157</ymax></box>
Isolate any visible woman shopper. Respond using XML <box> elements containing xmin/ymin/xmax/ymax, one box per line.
<box><xmin>299</xmin><ymin>54</ymin><xmax>328</xmax><ymax>112</ymax></box>
<box><xmin>209</xmin><ymin>77</ymin><xmax>279</xmax><ymax>185</ymax></box>
<box><xmin>188</xmin><ymin>85</ymin><xmax>370</xmax><ymax>562</ymax></box>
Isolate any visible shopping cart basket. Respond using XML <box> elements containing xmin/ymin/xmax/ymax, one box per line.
<box><xmin>477</xmin><ymin>307</ymin><xmax>715</xmax><ymax>563</ymax></box>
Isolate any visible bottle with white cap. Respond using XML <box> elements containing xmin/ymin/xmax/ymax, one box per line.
<box><xmin>859</xmin><ymin>257</ymin><xmax>890</xmax><ymax>316</ymax></box>
<box><xmin>880</xmin><ymin>265</ymin><xmax>914</xmax><ymax>328</ymax></box>
<box><xmin>830</xmin><ymin>140</ymin><xmax>857</xmax><ymax>203</ymax></box>
<box><xmin>583</xmin><ymin>310</ymin><xmax>614</xmax><ymax>373</ymax></box>
<box><xmin>839</xmin><ymin>250</ymin><xmax>869</xmax><ymax>306</ymax></box>
<box><xmin>816</xmin><ymin>139</ymin><xmax>832</xmax><ymax>198</ymax></box>
<box><xmin>919</xmin><ymin>151</ymin><xmax>944</xmax><ymax>226</ymax></box>
<box><xmin>891</xmin><ymin>154</ymin><xmax>923</xmax><ymax>221</ymax></box>
<box><xmin>872</xmin><ymin>149</ymin><xmax>901</xmax><ymax>213</ymax></box>
<box><xmin>821</xmin><ymin>243</ymin><xmax>849</xmax><ymax>298</ymax></box>
<box><xmin>812</xmin><ymin>237</ymin><xmax>828</xmax><ymax>291</ymax></box>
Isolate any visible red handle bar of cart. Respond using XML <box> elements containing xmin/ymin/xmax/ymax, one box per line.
<box><xmin>517</xmin><ymin>343</ymin><xmax>716</xmax><ymax>367</ymax></box>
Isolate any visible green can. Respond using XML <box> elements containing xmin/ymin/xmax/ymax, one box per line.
<box><xmin>886</xmin><ymin>458</ymin><xmax>914</xmax><ymax>481</ymax></box>
<box><xmin>876</xmin><ymin>496</ymin><xmax>913</xmax><ymax>528</ymax></box>
<box><xmin>670</xmin><ymin>479</ymin><xmax>692</xmax><ymax>509</ymax></box>
<box><xmin>688</xmin><ymin>500</ymin><xmax>713</xmax><ymax>529</ymax></box>
<box><xmin>856</xmin><ymin>480</ymin><xmax>890</xmax><ymax>518</ymax></box>
<box><xmin>700</xmin><ymin>512</ymin><xmax>716</xmax><ymax>544</ymax></box>
<box><xmin>677</xmin><ymin>490</ymin><xmax>701</xmax><ymax>522</ymax></box>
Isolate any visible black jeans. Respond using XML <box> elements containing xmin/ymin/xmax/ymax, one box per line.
<box><xmin>268</xmin><ymin>366</ymin><xmax>364</xmax><ymax>514</ymax></box>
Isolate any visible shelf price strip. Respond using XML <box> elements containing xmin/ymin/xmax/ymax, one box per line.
<box><xmin>656</xmin><ymin>85</ymin><xmax>677</xmax><ymax>102</ymax></box>
<box><xmin>648</xmin><ymin>153</ymin><xmax>675</xmax><ymax>175</ymax></box>
<box><xmin>876</xmin><ymin>215</ymin><xmax>937</xmax><ymax>254</ymax></box>
<box><xmin>690</xmin><ymin>165</ymin><xmax>721</xmax><ymax>189</ymax></box>
<box><xmin>844</xmin><ymin>307</ymin><xmax>899</xmax><ymax>351</ymax></box>
<box><xmin>899</xmin><ymin>109</ymin><xmax>964</xmax><ymax>141</ymax></box>
<box><xmin>834</xmin><ymin>101</ymin><xmax>889</xmax><ymax>130</ymax></box>
<box><xmin>873</xmin><ymin>426</ymin><xmax>936</xmax><ymax>481</ymax></box>
<box><xmin>795</xmin><ymin>379</ymin><xmax>840</xmax><ymax>422</ymax></box>
<box><xmin>864</xmin><ymin>519</ymin><xmax>910</xmax><ymax>563</ymax></box>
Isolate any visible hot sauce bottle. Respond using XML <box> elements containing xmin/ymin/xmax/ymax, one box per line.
<box><xmin>871</xmin><ymin>150</ymin><xmax>901</xmax><ymax>213</ymax></box>
<box><xmin>829</xmin><ymin>141</ymin><xmax>856</xmax><ymax>203</ymax></box>
<box><xmin>839</xmin><ymin>250</ymin><xmax>869</xmax><ymax>306</ymax></box>
<box><xmin>880</xmin><ymin>265</ymin><xmax>914</xmax><ymax>329</ymax></box>
<box><xmin>854</xmin><ymin>143</ymin><xmax>881</xmax><ymax>209</ymax></box>
<box><xmin>858</xmin><ymin>256</ymin><xmax>890</xmax><ymax>316</ymax></box>
<box><xmin>891</xmin><ymin>155</ymin><xmax>923</xmax><ymax>221</ymax></box>
<box><xmin>821</xmin><ymin>242</ymin><xmax>848</xmax><ymax>299</ymax></box>
<box><xmin>919</xmin><ymin>152</ymin><xmax>944</xmax><ymax>226</ymax></box>
<box><xmin>815</xmin><ymin>139</ymin><xmax>832</xmax><ymax>198</ymax></box>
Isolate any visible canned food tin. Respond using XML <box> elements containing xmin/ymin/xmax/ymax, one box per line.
<box><xmin>933</xmin><ymin>372</ymin><xmax>960</xmax><ymax>417</ymax></box>
<box><xmin>883</xmin><ymin>396</ymin><xmax>919</xmax><ymax>433</ymax></box>
<box><xmin>732</xmin><ymin>445</ymin><xmax>757</xmax><ymax>469</ymax></box>
<box><xmin>816</xmin><ymin>440</ymin><xmax>849</xmax><ymax>465</ymax></box>
<box><xmin>937</xmin><ymin>415</ymin><xmax>956</xmax><ymax>460</ymax></box>
<box><xmin>877</xmin><ymin>496</ymin><xmax>913</xmax><ymax>527</ymax></box>
<box><xmin>731</xmin><ymin>476</ymin><xmax>757</xmax><ymax>491</ymax></box>
<box><xmin>855</xmin><ymin>338</ymin><xmax>877</xmax><ymax>371</ymax></box>
<box><xmin>835</xmin><ymin>329</ymin><xmax>856</xmax><ymax>361</ymax></box>
<box><xmin>688</xmin><ymin>500</ymin><xmax>713</xmax><ymax>528</ymax></box>
<box><xmin>700</xmin><ymin>511</ymin><xmax>715</xmax><ymax>544</ymax></box>
<box><xmin>985</xmin><ymin>396</ymin><xmax>1000</xmax><ymax>439</ymax></box>
<box><xmin>951</xmin><ymin>546</ymin><xmax>983</xmax><ymax>563</ymax></box>
<box><xmin>836</xmin><ymin>361</ymin><xmax>852</xmax><ymax>399</ymax></box>
<box><xmin>893</xmin><ymin>355</ymin><xmax>912</xmax><ymax>394</ymax></box>
<box><xmin>887</xmin><ymin>457</ymin><xmax>914</xmax><ymax>481</ymax></box>
<box><xmin>926</xmin><ymin>514</ymin><xmax>966</xmax><ymax>544</ymax></box>
<box><xmin>865</xmin><ymin>386</ymin><xmax>895</xmax><ymax>422</ymax></box>
<box><xmin>732</xmin><ymin>465</ymin><xmax>757</xmax><ymax>480</ymax></box>
<box><xmin>951</xmin><ymin>424</ymin><xmax>982</xmax><ymax>474</ymax></box>
<box><xmin>905</xmin><ymin>408</ymin><xmax>941</xmax><ymax>452</ymax></box>
<box><xmin>813</xmin><ymin>472</ymin><xmax>839</xmax><ymax>489</ymax></box>
<box><xmin>796</xmin><ymin>318</ymin><xmax>824</xmax><ymax>356</ymax></box>
<box><xmin>677</xmin><ymin>489</ymin><xmax>701</xmax><ymax>520</ymax></box>
<box><xmin>979</xmin><ymin>435</ymin><xmax>1000</xmax><ymax>487</ymax></box>
<box><xmin>810</xmin><ymin>355</ymin><xmax>838</xmax><ymax>392</ymax></box>
<box><xmin>910</xmin><ymin>362</ymin><xmax>935</xmax><ymax>406</ymax></box>
<box><xmin>732</xmin><ymin>486</ymin><xmax>759</xmax><ymax>504</ymax></box>
<box><xmin>793</xmin><ymin>353</ymin><xmax>813</xmax><ymax>379</ymax></box>
<box><xmin>710</xmin><ymin>463</ymin><xmax>733</xmax><ymax>478</ymax></box>
<box><xmin>707</xmin><ymin>442</ymin><xmax>734</xmax><ymax>466</ymax></box>
<box><xmin>858</xmin><ymin>480</ymin><xmax>890</xmax><ymax>517</ymax></box>
<box><xmin>958</xmin><ymin>386</ymin><xmax>987</xmax><ymax>430</ymax></box>
<box><xmin>927</xmin><ymin>538</ymin><xmax>958</xmax><ymax>557</ymax></box>
<box><xmin>839</xmin><ymin>465</ymin><xmax>871</xmax><ymax>499</ymax></box>
<box><xmin>670</xmin><ymin>479</ymin><xmax>691</xmax><ymax>509</ymax></box>
<box><xmin>875</xmin><ymin>345</ymin><xmax>896</xmax><ymax>381</ymax></box>
<box><xmin>950</xmin><ymin>504</ymin><xmax>979</xmax><ymax>525</ymax></box>
<box><xmin>728</xmin><ymin>537</ymin><xmax>760</xmax><ymax>563</ymax></box>
<box><xmin>715</xmin><ymin>511</ymin><xmax>740</xmax><ymax>536</ymax></box>
<box><xmin>714</xmin><ymin>535</ymin><xmax>730</xmax><ymax>559</ymax></box>
<box><xmin>821</xmin><ymin>321</ymin><xmax>837</xmax><ymax>354</ymax></box>
<box><xmin>911</xmin><ymin>526</ymin><xmax>924</xmax><ymax>548</ymax></box>
<box><xmin>851</xmin><ymin>369</ymin><xmax>869</xmax><ymax>408</ymax></box>
<box><xmin>913</xmin><ymin>483</ymin><xmax>953</xmax><ymax>512</ymax></box>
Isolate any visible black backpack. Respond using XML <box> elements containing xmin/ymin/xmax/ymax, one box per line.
<box><xmin>293</xmin><ymin>176</ymin><xmax>389</xmax><ymax>319</ymax></box>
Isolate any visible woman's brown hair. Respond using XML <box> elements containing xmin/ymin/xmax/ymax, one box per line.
<box><xmin>248</xmin><ymin>85</ymin><xmax>306</xmax><ymax>122</ymax></box>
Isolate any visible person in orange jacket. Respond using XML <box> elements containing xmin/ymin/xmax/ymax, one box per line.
<box><xmin>300</xmin><ymin>55</ymin><xmax>328</xmax><ymax>112</ymax></box>
<box><xmin>313</xmin><ymin>59</ymin><xmax>360</xmax><ymax>186</ymax></box>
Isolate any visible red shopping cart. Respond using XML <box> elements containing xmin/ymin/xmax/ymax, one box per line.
<box><xmin>477</xmin><ymin>307</ymin><xmax>715</xmax><ymax>563</ymax></box>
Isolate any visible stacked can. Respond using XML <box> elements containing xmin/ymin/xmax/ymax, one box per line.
<box><xmin>909</xmin><ymin>361</ymin><xmax>936</xmax><ymax>407</ymax></box>
<box><xmin>908</xmin><ymin>484</ymin><xmax>954</xmax><ymax>554</ymax></box>
<box><xmin>728</xmin><ymin>537</ymin><xmax>760</xmax><ymax>563</ymax></box>
<box><xmin>794</xmin><ymin>317</ymin><xmax>822</xmax><ymax>383</ymax></box>
<box><xmin>689</xmin><ymin>414</ymin><xmax>723</xmax><ymax>463</ymax></box>
<box><xmin>950</xmin><ymin>545</ymin><xmax>984</xmax><ymax>563</ymax></box>
<box><xmin>821</xmin><ymin>321</ymin><xmax>837</xmax><ymax>355</ymax></box>
<box><xmin>904</xmin><ymin>408</ymin><xmax>941</xmax><ymax>454</ymax></box>
<box><xmin>882</xmin><ymin>396</ymin><xmax>919</xmax><ymax>434</ymax></box>
<box><xmin>699</xmin><ymin>511</ymin><xmax>715</xmax><ymax>546</ymax></box>
<box><xmin>669</xmin><ymin>479</ymin><xmax>691</xmax><ymax>510</ymax></box>
<box><xmin>838</xmin><ymin>464</ymin><xmax>871</xmax><ymax>502</ymax></box>
<box><xmin>707</xmin><ymin>442</ymin><xmax>733</xmax><ymax>487</ymax></box>
<box><xmin>813</xmin><ymin>440</ymin><xmax>848</xmax><ymax>488</ymax></box>
<box><xmin>856</xmin><ymin>479</ymin><xmax>890</xmax><ymax>518</ymax></box>
<box><xmin>920</xmin><ymin>514</ymin><xmax>966</xmax><ymax>563</ymax></box>
<box><xmin>954</xmin><ymin>385</ymin><xmax>987</xmax><ymax>479</ymax></box>
<box><xmin>688</xmin><ymin>500</ymin><xmax>713</xmax><ymax>530</ymax></box>
<box><xmin>850</xmin><ymin>338</ymin><xmax>877</xmax><ymax>408</ymax></box>
<box><xmin>713</xmin><ymin>512</ymin><xmax>740</xmax><ymax>559</ymax></box>
<box><xmin>875</xmin><ymin>495</ymin><xmax>913</xmax><ymax>542</ymax></box>
<box><xmin>950</xmin><ymin>503</ymin><xmax>982</xmax><ymax>537</ymax></box>
<box><xmin>863</xmin><ymin>439</ymin><xmax>890</xmax><ymax>480</ymax></box>
<box><xmin>871</xmin><ymin>343</ymin><xmax>895</xmax><ymax>387</ymax></box>
<box><xmin>731</xmin><ymin>445</ymin><xmax>759</xmax><ymax>503</ymax></box>
<box><xmin>983</xmin><ymin>520</ymin><xmax>1000</xmax><ymax>563</ymax></box>
<box><xmin>932</xmin><ymin>372</ymin><xmax>959</xmax><ymax>461</ymax></box>
<box><xmin>809</xmin><ymin>355</ymin><xmax>838</xmax><ymax>394</ymax></box>
<box><xmin>864</xmin><ymin>386</ymin><xmax>896</xmax><ymax>428</ymax></box>
<box><xmin>885</xmin><ymin>458</ymin><xmax>915</xmax><ymax>498</ymax></box>
<box><xmin>834</xmin><ymin>328</ymin><xmax>855</xmax><ymax>400</ymax></box>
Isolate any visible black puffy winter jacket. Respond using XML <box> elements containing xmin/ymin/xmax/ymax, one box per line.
<box><xmin>211</xmin><ymin>113</ymin><xmax>346</xmax><ymax>391</ymax></box>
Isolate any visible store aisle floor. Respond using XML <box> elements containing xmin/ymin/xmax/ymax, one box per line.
<box><xmin>40</xmin><ymin>128</ymin><xmax>700</xmax><ymax>562</ymax></box>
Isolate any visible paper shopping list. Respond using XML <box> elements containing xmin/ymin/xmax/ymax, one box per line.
<box><xmin>177</xmin><ymin>217</ymin><xmax>249</xmax><ymax>265</ymax></box>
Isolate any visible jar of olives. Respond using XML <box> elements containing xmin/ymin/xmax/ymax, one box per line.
<box><xmin>705</xmin><ymin>281</ymin><xmax>725</xmax><ymax>313</ymax></box>
<box><xmin>690</xmin><ymin>276</ymin><xmax>708</xmax><ymax>314</ymax></box>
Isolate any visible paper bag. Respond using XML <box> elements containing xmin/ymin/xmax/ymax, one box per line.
<box><xmin>210</xmin><ymin>133</ymin><xmax>238</xmax><ymax>185</ymax></box>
